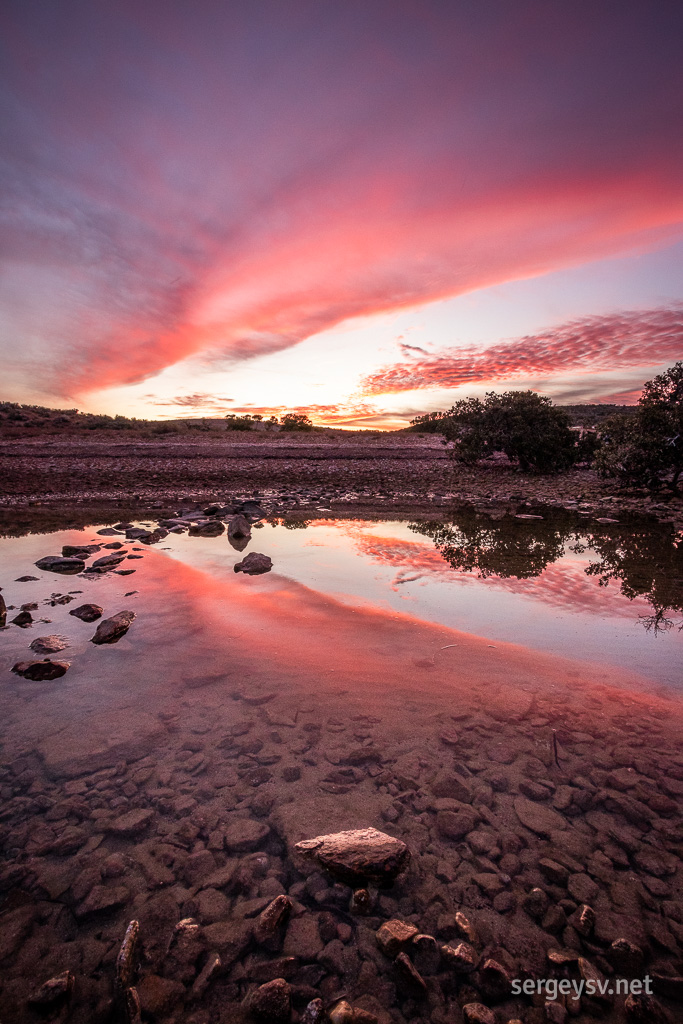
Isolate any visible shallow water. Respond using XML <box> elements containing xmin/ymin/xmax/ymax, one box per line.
<box><xmin>1</xmin><ymin>508</ymin><xmax>682</xmax><ymax>1023</ymax></box>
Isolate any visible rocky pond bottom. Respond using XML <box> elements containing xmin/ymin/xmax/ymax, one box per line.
<box><xmin>1</xmin><ymin>502</ymin><xmax>682</xmax><ymax>1024</ymax></box>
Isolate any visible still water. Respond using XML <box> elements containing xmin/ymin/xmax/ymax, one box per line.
<box><xmin>0</xmin><ymin>509</ymin><xmax>682</xmax><ymax>1023</ymax></box>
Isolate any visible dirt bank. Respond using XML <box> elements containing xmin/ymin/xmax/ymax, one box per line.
<box><xmin>0</xmin><ymin>436</ymin><xmax>681</xmax><ymax>536</ymax></box>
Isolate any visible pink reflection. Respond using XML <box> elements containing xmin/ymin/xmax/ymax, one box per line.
<box><xmin>135</xmin><ymin>547</ymin><xmax>680</xmax><ymax>718</ymax></box>
<box><xmin>349</xmin><ymin>531</ymin><xmax>653</xmax><ymax>618</ymax></box>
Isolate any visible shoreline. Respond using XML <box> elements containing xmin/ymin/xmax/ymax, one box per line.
<box><xmin>1</xmin><ymin>436</ymin><xmax>682</xmax><ymax>535</ymax></box>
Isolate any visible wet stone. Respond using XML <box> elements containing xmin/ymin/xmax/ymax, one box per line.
<box><xmin>76</xmin><ymin>884</ymin><xmax>130</xmax><ymax>917</ymax></box>
<box><xmin>394</xmin><ymin>951</ymin><xmax>427</xmax><ymax>993</ymax></box>
<box><xmin>106</xmin><ymin>808</ymin><xmax>154</xmax><ymax>835</ymax></box>
<box><xmin>248</xmin><ymin>977</ymin><xmax>291</xmax><ymax>1023</ymax></box>
<box><xmin>478</xmin><ymin>958</ymin><xmax>512</xmax><ymax>1001</ymax></box>
<box><xmin>295</xmin><ymin>827</ymin><xmax>409</xmax><ymax>884</ymax></box>
<box><xmin>411</xmin><ymin>933</ymin><xmax>440</xmax><ymax>975</ymax></box>
<box><xmin>539</xmin><ymin>858</ymin><xmax>570</xmax><ymax>885</ymax></box>
<box><xmin>376</xmin><ymin>920</ymin><xmax>419</xmax><ymax>957</ymax></box>
<box><xmin>514</xmin><ymin>796</ymin><xmax>567</xmax><ymax>837</ymax></box>
<box><xmin>441</xmin><ymin>941</ymin><xmax>478</xmax><ymax>973</ymax></box>
<box><xmin>29</xmin><ymin>634</ymin><xmax>69</xmax><ymax>654</ymax></box>
<box><xmin>301</xmin><ymin>997</ymin><xmax>325</xmax><ymax>1024</ymax></box>
<box><xmin>609</xmin><ymin>938</ymin><xmax>645</xmax><ymax>976</ymax></box>
<box><xmin>35</xmin><ymin>555</ymin><xmax>85</xmax><ymax>574</ymax></box>
<box><xmin>12</xmin><ymin>660</ymin><xmax>69</xmax><ymax>681</ymax></box>
<box><xmin>223</xmin><ymin>819</ymin><xmax>270</xmax><ymax>852</ymax></box>
<box><xmin>234</xmin><ymin>552</ymin><xmax>273</xmax><ymax>575</ymax></box>
<box><xmin>462</xmin><ymin>1004</ymin><xmax>496</xmax><ymax>1024</ymax></box>
<box><xmin>28</xmin><ymin>970</ymin><xmax>74</xmax><ymax>1006</ymax></box>
<box><xmin>567</xmin><ymin>872</ymin><xmax>599</xmax><ymax>904</ymax></box>
<box><xmin>436</xmin><ymin>806</ymin><xmax>479</xmax><ymax>840</ymax></box>
<box><xmin>67</xmin><ymin>602</ymin><xmax>104</xmax><ymax>618</ymax></box>
<box><xmin>91</xmin><ymin>609</ymin><xmax>135</xmax><ymax>644</ymax></box>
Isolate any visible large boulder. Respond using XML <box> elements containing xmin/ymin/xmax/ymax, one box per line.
<box><xmin>294</xmin><ymin>827</ymin><xmax>409</xmax><ymax>885</ymax></box>
<box><xmin>90</xmin><ymin>610</ymin><xmax>136</xmax><ymax>645</ymax></box>
<box><xmin>234</xmin><ymin>552</ymin><xmax>273</xmax><ymax>575</ymax></box>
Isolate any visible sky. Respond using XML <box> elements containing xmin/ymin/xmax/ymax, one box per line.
<box><xmin>2</xmin><ymin>0</ymin><xmax>683</xmax><ymax>429</ymax></box>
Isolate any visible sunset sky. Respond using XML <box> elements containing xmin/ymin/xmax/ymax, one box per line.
<box><xmin>2</xmin><ymin>1</ymin><xmax>682</xmax><ymax>428</ymax></box>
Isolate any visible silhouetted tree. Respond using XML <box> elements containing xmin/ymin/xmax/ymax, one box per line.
<box><xmin>596</xmin><ymin>362</ymin><xmax>683</xmax><ymax>492</ymax></box>
<box><xmin>438</xmin><ymin>391</ymin><xmax>577</xmax><ymax>473</ymax></box>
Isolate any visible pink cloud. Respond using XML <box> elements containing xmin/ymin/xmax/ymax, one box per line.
<box><xmin>361</xmin><ymin>306</ymin><xmax>683</xmax><ymax>395</ymax></box>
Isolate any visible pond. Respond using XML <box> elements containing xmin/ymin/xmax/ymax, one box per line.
<box><xmin>1</xmin><ymin>504</ymin><xmax>682</xmax><ymax>1023</ymax></box>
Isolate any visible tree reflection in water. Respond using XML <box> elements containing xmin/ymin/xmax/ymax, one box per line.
<box><xmin>409</xmin><ymin>512</ymin><xmax>683</xmax><ymax>633</ymax></box>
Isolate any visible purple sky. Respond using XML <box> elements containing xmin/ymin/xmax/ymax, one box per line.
<box><xmin>2</xmin><ymin>1</ymin><xmax>683</xmax><ymax>426</ymax></box>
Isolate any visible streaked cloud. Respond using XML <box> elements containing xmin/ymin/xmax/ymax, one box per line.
<box><xmin>361</xmin><ymin>306</ymin><xmax>683</xmax><ymax>396</ymax></box>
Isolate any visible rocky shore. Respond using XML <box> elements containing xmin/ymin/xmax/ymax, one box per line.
<box><xmin>0</xmin><ymin>436</ymin><xmax>681</xmax><ymax>535</ymax></box>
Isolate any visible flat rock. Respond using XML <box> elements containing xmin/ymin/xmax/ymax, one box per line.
<box><xmin>234</xmin><ymin>552</ymin><xmax>273</xmax><ymax>575</ymax></box>
<box><xmin>29</xmin><ymin>635</ymin><xmax>70</xmax><ymax>654</ymax></box>
<box><xmin>223</xmin><ymin>819</ymin><xmax>271</xmax><ymax>852</ymax></box>
<box><xmin>294</xmin><ymin>827</ymin><xmax>409</xmax><ymax>884</ymax></box>
<box><xmin>105</xmin><ymin>808</ymin><xmax>154</xmax><ymax>835</ymax></box>
<box><xmin>90</xmin><ymin>610</ymin><xmax>135</xmax><ymax>645</ymax></box>
<box><xmin>76</xmin><ymin>884</ymin><xmax>130</xmax><ymax>917</ymax></box>
<box><xmin>70</xmin><ymin>603</ymin><xmax>103</xmax><ymax>622</ymax></box>
<box><xmin>12</xmin><ymin>660</ymin><xmax>70</xmax><ymax>681</ymax></box>
<box><xmin>91</xmin><ymin>553</ymin><xmax>127</xmax><ymax>569</ymax></box>
<box><xmin>35</xmin><ymin>555</ymin><xmax>85</xmax><ymax>574</ymax></box>
<box><xmin>514</xmin><ymin>796</ymin><xmax>566</xmax><ymax>837</ymax></box>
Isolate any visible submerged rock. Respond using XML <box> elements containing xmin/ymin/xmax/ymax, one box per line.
<box><xmin>35</xmin><ymin>555</ymin><xmax>86</xmax><ymax>574</ymax></box>
<box><xmin>29</xmin><ymin>635</ymin><xmax>69</xmax><ymax>654</ymax></box>
<box><xmin>234</xmin><ymin>552</ymin><xmax>273</xmax><ymax>575</ymax></box>
<box><xmin>12</xmin><ymin>660</ymin><xmax>70</xmax><ymax>681</ymax></box>
<box><xmin>376</xmin><ymin>920</ymin><xmax>418</xmax><ymax>957</ymax></box>
<box><xmin>295</xmin><ymin>827</ymin><xmax>409</xmax><ymax>884</ymax></box>
<box><xmin>69</xmin><ymin>603</ymin><xmax>103</xmax><ymax>622</ymax></box>
<box><xmin>28</xmin><ymin>970</ymin><xmax>74</xmax><ymax>1006</ymax></box>
<box><xmin>514</xmin><ymin>796</ymin><xmax>566</xmax><ymax>837</ymax></box>
<box><xmin>116</xmin><ymin>920</ymin><xmax>140</xmax><ymax>990</ymax></box>
<box><xmin>248</xmin><ymin>978</ymin><xmax>291</xmax><ymax>1023</ymax></box>
<box><xmin>90</xmin><ymin>610</ymin><xmax>135</xmax><ymax>645</ymax></box>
